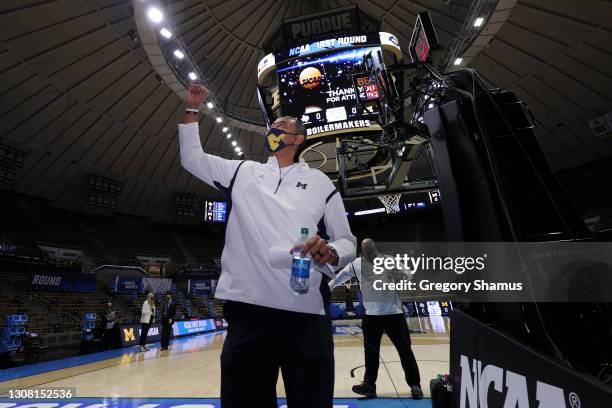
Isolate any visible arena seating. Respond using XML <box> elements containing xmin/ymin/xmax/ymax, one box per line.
<box><xmin>0</xmin><ymin>194</ymin><xmax>364</xmax><ymax>358</ymax></box>
<box><xmin>0</xmin><ymin>270</ymin><xmax>109</xmax><ymax>336</ymax></box>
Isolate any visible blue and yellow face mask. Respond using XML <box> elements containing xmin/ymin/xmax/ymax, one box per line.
<box><xmin>265</xmin><ymin>127</ymin><xmax>291</xmax><ymax>153</ymax></box>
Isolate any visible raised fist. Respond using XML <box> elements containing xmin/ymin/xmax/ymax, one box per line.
<box><xmin>185</xmin><ymin>84</ymin><xmax>209</xmax><ymax>109</ymax></box>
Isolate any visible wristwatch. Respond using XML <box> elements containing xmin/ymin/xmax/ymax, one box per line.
<box><xmin>327</xmin><ymin>245</ymin><xmax>339</xmax><ymax>264</ymax></box>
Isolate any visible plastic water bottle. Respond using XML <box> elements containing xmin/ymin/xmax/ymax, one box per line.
<box><xmin>290</xmin><ymin>227</ymin><xmax>311</xmax><ymax>294</ymax></box>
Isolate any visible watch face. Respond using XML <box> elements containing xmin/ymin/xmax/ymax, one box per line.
<box><xmin>328</xmin><ymin>246</ymin><xmax>338</xmax><ymax>259</ymax></box>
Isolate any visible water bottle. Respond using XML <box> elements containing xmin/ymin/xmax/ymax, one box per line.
<box><xmin>290</xmin><ymin>227</ymin><xmax>311</xmax><ymax>294</ymax></box>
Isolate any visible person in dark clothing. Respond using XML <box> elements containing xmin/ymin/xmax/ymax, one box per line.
<box><xmin>329</xmin><ymin>239</ymin><xmax>423</xmax><ymax>399</ymax></box>
<box><xmin>103</xmin><ymin>302</ymin><xmax>118</xmax><ymax>350</ymax></box>
<box><xmin>160</xmin><ymin>292</ymin><xmax>176</xmax><ymax>350</ymax></box>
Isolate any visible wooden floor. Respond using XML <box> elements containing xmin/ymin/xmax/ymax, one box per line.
<box><xmin>0</xmin><ymin>317</ymin><xmax>449</xmax><ymax>399</ymax></box>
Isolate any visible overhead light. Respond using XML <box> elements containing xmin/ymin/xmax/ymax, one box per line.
<box><xmin>160</xmin><ymin>28</ymin><xmax>172</xmax><ymax>39</ymax></box>
<box><xmin>237</xmin><ymin>151</ymin><xmax>243</xmax><ymax>156</ymax></box>
<box><xmin>473</xmin><ymin>17</ymin><xmax>484</xmax><ymax>27</ymax></box>
<box><xmin>173</xmin><ymin>50</ymin><xmax>185</xmax><ymax>59</ymax></box>
<box><xmin>188</xmin><ymin>72</ymin><xmax>197</xmax><ymax>81</ymax></box>
<box><xmin>222</xmin><ymin>127</ymin><xmax>228</xmax><ymax>132</ymax></box>
<box><xmin>216</xmin><ymin>117</ymin><xmax>222</xmax><ymax>123</ymax></box>
<box><xmin>354</xmin><ymin>208</ymin><xmax>386</xmax><ymax>216</ymax></box>
<box><xmin>206</xmin><ymin>102</ymin><xmax>214</xmax><ymax>109</ymax></box>
<box><xmin>428</xmin><ymin>103</ymin><xmax>435</xmax><ymax>109</ymax></box>
<box><xmin>226</xmin><ymin>134</ymin><xmax>232</xmax><ymax>139</ymax></box>
<box><xmin>454</xmin><ymin>57</ymin><xmax>463</xmax><ymax>65</ymax></box>
<box><xmin>231</xmin><ymin>141</ymin><xmax>237</xmax><ymax>147</ymax></box>
<box><xmin>147</xmin><ymin>7</ymin><xmax>163</xmax><ymax>24</ymax></box>
<box><xmin>234</xmin><ymin>147</ymin><xmax>241</xmax><ymax>152</ymax></box>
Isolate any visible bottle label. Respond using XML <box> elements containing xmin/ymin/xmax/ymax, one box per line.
<box><xmin>292</xmin><ymin>257</ymin><xmax>311</xmax><ymax>278</ymax></box>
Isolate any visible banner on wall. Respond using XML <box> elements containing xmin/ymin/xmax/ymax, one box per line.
<box><xmin>172</xmin><ymin>319</ymin><xmax>216</xmax><ymax>337</ymax></box>
<box><xmin>187</xmin><ymin>279</ymin><xmax>217</xmax><ymax>295</ymax></box>
<box><xmin>118</xmin><ymin>322</ymin><xmax>161</xmax><ymax>347</ymax></box>
<box><xmin>114</xmin><ymin>276</ymin><xmax>142</xmax><ymax>293</ymax></box>
<box><xmin>29</xmin><ymin>270</ymin><xmax>96</xmax><ymax>293</ymax></box>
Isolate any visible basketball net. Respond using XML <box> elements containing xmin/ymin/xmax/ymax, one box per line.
<box><xmin>377</xmin><ymin>193</ymin><xmax>402</xmax><ymax>214</ymax></box>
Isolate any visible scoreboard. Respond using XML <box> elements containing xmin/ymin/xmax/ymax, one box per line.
<box><xmin>256</xmin><ymin>31</ymin><xmax>403</xmax><ymax>138</ymax></box>
<box><xmin>203</xmin><ymin>201</ymin><xmax>226</xmax><ymax>223</ymax></box>
<box><xmin>276</xmin><ymin>46</ymin><xmax>382</xmax><ymax>137</ymax></box>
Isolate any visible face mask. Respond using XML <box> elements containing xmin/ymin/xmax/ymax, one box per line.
<box><xmin>265</xmin><ymin>127</ymin><xmax>291</xmax><ymax>153</ymax></box>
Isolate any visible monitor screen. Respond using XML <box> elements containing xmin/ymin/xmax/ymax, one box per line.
<box><xmin>353</xmin><ymin>72</ymin><xmax>382</xmax><ymax>103</ymax></box>
<box><xmin>277</xmin><ymin>47</ymin><xmax>382</xmax><ymax>137</ymax></box>
<box><xmin>203</xmin><ymin>201</ymin><xmax>226</xmax><ymax>222</ymax></box>
<box><xmin>408</xmin><ymin>12</ymin><xmax>439</xmax><ymax>63</ymax></box>
<box><xmin>413</xmin><ymin>29</ymin><xmax>430</xmax><ymax>62</ymax></box>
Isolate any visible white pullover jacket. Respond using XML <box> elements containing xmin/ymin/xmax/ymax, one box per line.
<box><xmin>328</xmin><ymin>257</ymin><xmax>404</xmax><ymax>316</ymax></box>
<box><xmin>179</xmin><ymin>122</ymin><xmax>356</xmax><ymax>315</ymax></box>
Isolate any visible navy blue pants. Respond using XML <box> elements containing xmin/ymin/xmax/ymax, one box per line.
<box><xmin>220</xmin><ymin>301</ymin><xmax>334</xmax><ymax>408</ymax></box>
<box><xmin>362</xmin><ymin>313</ymin><xmax>421</xmax><ymax>387</ymax></box>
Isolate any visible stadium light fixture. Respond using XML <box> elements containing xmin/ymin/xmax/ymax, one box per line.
<box><xmin>147</xmin><ymin>8</ymin><xmax>163</xmax><ymax>23</ymax></box>
<box><xmin>354</xmin><ymin>208</ymin><xmax>386</xmax><ymax>216</ymax></box>
<box><xmin>231</xmin><ymin>141</ymin><xmax>237</xmax><ymax>147</ymax></box>
<box><xmin>237</xmin><ymin>151</ymin><xmax>243</xmax><ymax>156</ymax></box>
<box><xmin>160</xmin><ymin>28</ymin><xmax>172</xmax><ymax>39</ymax></box>
<box><xmin>216</xmin><ymin>117</ymin><xmax>222</xmax><ymax>123</ymax></box>
<box><xmin>428</xmin><ymin>103</ymin><xmax>435</xmax><ymax>109</ymax></box>
<box><xmin>454</xmin><ymin>57</ymin><xmax>463</xmax><ymax>65</ymax></box>
<box><xmin>474</xmin><ymin>17</ymin><xmax>484</xmax><ymax>27</ymax></box>
<box><xmin>188</xmin><ymin>72</ymin><xmax>197</xmax><ymax>81</ymax></box>
<box><xmin>173</xmin><ymin>50</ymin><xmax>185</xmax><ymax>59</ymax></box>
<box><xmin>226</xmin><ymin>134</ymin><xmax>232</xmax><ymax>139</ymax></box>
<box><xmin>206</xmin><ymin>102</ymin><xmax>214</xmax><ymax>109</ymax></box>
<box><xmin>222</xmin><ymin>127</ymin><xmax>228</xmax><ymax>132</ymax></box>
<box><xmin>234</xmin><ymin>147</ymin><xmax>241</xmax><ymax>152</ymax></box>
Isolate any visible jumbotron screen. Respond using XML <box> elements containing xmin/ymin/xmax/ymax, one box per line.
<box><xmin>203</xmin><ymin>201</ymin><xmax>226</xmax><ymax>222</ymax></box>
<box><xmin>277</xmin><ymin>47</ymin><xmax>382</xmax><ymax>137</ymax></box>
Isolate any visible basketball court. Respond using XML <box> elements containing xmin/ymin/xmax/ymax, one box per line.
<box><xmin>1</xmin><ymin>317</ymin><xmax>448</xmax><ymax>407</ymax></box>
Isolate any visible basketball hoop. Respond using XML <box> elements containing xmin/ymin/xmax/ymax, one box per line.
<box><xmin>377</xmin><ymin>193</ymin><xmax>402</xmax><ymax>214</ymax></box>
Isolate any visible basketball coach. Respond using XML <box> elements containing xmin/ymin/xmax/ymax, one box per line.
<box><xmin>179</xmin><ymin>84</ymin><xmax>356</xmax><ymax>407</ymax></box>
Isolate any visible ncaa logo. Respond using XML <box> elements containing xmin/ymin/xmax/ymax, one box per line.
<box><xmin>459</xmin><ymin>355</ymin><xmax>568</xmax><ymax>407</ymax></box>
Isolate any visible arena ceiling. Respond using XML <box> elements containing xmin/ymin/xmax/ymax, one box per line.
<box><xmin>0</xmin><ymin>0</ymin><xmax>611</xmax><ymax>222</ymax></box>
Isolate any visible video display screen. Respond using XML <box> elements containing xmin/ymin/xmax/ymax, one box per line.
<box><xmin>203</xmin><ymin>201</ymin><xmax>226</xmax><ymax>222</ymax></box>
<box><xmin>277</xmin><ymin>47</ymin><xmax>382</xmax><ymax>137</ymax></box>
<box><xmin>413</xmin><ymin>29</ymin><xmax>430</xmax><ymax>62</ymax></box>
<box><xmin>353</xmin><ymin>73</ymin><xmax>382</xmax><ymax>103</ymax></box>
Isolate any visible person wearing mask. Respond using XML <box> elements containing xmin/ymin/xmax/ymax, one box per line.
<box><xmin>139</xmin><ymin>293</ymin><xmax>155</xmax><ymax>352</ymax></box>
<box><xmin>160</xmin><ymin>292</ymin><xmax>176</xmax><ymax>351</ymax></box>
<box><xmin>329</xmin><ymin>238</ymin><xmax>423</xmax><ymax>400</ymax></box>
<box><xmin>179</xmin><ymin>84</ymin><xmax>356</xmax><ymax>408</ymax></box>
